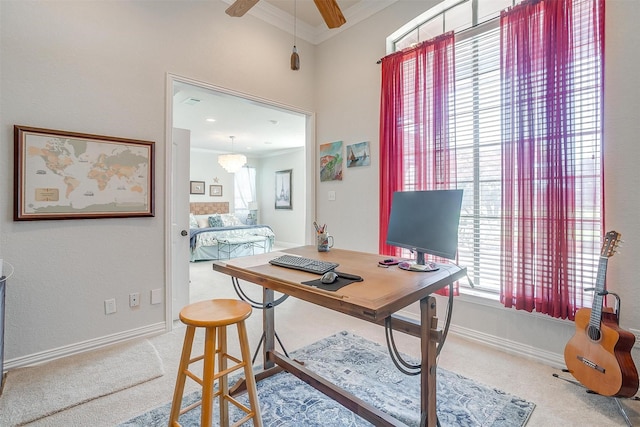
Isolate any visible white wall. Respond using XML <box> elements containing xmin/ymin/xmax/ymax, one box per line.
<box><xmin>314</xmin><ymin>1</ymin><xmax>436</xmax><ymax>253</ymax></box>
<box><xmin>314</xmin><ymin>0</ymin><xmax>640</xmax><ymax>367</ymax></box>
<box><xmin>259</xmin><ymin>148</ymin><xmax>306</xmax><ymax>247</ymax></box>
<box><xmin>0</xmin><ymin>0</ymin><xmax>316</xmax><ymax>365</ymax></box>
<box><xmin>189</xmin><ymin>149</ymin><xmax>238</xmax><ymax>206</ymax></box>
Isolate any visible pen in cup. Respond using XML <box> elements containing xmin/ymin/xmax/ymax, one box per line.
<box><xmin>313</xmin><ymin>221</ymin><xmax>327</xmax><ymax>234</ymax></box>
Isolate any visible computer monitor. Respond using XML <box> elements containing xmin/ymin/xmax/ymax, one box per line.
<box><xmin>386</xmin><ymin>189</ymin><xmax>463</xmax><ymax>264</ymax></box>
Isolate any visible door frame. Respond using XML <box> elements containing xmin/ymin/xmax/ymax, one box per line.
<box><xmin>164</xmin><ymin>73</ymin><xmax>316</xmax><ymax>330</ymax></box>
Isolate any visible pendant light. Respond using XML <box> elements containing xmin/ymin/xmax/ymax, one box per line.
<box><xmin>218</xmin><ymin>136</ymin><xmax>247</xmax><ymax>173</ymax></box>
<box><xmin>290</xmin><ymin>0</ymin><xmax>300</xmax><ymax>70</ymax></box>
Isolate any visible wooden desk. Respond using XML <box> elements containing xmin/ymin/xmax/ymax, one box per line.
<box><xmin>213</xmin><ymin>246</ymin><xmax>467</xmax><ymax>426</ymax></box>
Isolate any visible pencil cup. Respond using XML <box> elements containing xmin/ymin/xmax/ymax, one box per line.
<box><xmin>317</xmin><ymin>233</ymin><xmax>334</xmax><ymax>252</ymax></box>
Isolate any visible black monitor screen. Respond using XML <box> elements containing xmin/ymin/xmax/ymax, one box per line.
<box><xmin>386</xmin><ymin>189</ymin><xmax>463</xmax><ymax>262</ymax></box>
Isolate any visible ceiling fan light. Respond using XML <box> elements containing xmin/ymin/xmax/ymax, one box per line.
<box><xmin>218</xmin><ymin>153</ymin><xmax>247</xmax><ymax>173</ymax></box>
<box><xmin>291</xmin><ymin>46</ymin><xmax>300</xmax><ymax>71</ymax></box>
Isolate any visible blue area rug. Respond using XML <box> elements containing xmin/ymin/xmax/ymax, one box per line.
<box><xmin>120</xmin><ymin>331</ymin><xmax>535</xmax><ymax>426</ymax></box>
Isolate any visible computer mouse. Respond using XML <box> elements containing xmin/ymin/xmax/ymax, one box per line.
<box><xmin>320</xmin><ymin>271</ymin><xmax>339</xmax><ymax>284</ymax></box>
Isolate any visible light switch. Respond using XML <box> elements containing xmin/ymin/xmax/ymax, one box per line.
<box><xmin>328</xmin><ymin>191</ymin><xmax>336</xmax><ymax>201</ymax></box>
<box><xmin>151</xmin><ymin>288</ymin><xmax>163</xmax><ymax>305</ymax></box>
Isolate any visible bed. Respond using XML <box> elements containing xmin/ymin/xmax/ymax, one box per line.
<box><xmin>189</xmin><ymin>202</ymin><xmax>275</xmax><ymax>262</ymax></box>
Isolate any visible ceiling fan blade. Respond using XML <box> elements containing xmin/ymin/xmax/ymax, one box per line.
<box><xmin>225</xmin><ymin>0</ymin><xmax>261</xmax><ymax>17</ymax></box>
<box><xmin>313</xmin><ymin>0</ymin><xmax>346</xmax><ymax>29</ymax></box>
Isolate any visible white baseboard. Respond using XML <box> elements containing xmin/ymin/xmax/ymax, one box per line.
<box><xmin>447</xmin><ymin>323</ymin><xmax>565</xmax><ymax>368</ymax></box>
<box><xmin>394</xmin><ymin>308</ymin><xmax>565</xmax><ymax>368</ymax></box>
<box><xmin>3</xmin><ymin>322</ymin><xmax>167</xmax><ymax>372</ymax></box>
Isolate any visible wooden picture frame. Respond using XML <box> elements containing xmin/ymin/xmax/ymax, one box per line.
<box><xmin>14</xmin><ymin>125</ymin><xmax>154</xmax><ymax>221</ymax></box>
<box><xmin>190</xmin><ymin>181</ymin><xmax>205</xmax><ymax>195</ymax></box>
<box><xmin>210</xmin><ymin>185</ymin><xmax>222</xmax><ymax>197</ymax></box>
<box><xmin>275</xmin><ymin>169</ymin><xmax>292</xmax><ymax>210</ymax></box>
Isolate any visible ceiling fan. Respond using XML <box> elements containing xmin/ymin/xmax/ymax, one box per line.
<box><xmin>225</xmin><ymin>0</ymin><xmax>346</xmax><ymax>29</ymax></box>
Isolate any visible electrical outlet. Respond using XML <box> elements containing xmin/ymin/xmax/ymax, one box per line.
<box><xmin>629</xmin><ymin>328</ymin><xmax>640</xmax><ymax>348</ymax></box>
<box><xmin>129</xmin><ymin>292</ymin><xmax>140</xmax><ymax>307</ymax></box>
<box><xmin>104</xmin><ymin>298</ymin><xmax>116</xmax><ymax>315</ymax></box>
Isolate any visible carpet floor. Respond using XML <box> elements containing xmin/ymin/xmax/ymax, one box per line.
<box><xmin>120</xmin><ymin>331</ymin><xmax>534</xmax><ymax>426</ymax></box>
<box><xmin>0</xmin><ymin>339</ymin><xmax>164</xmax><ymax>426</ymax></box>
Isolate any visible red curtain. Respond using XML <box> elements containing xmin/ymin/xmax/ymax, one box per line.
<box><xmin>500</xmin><ymin>0</ymin><xmax>604</xmax><ymax>318</ymax></box>
<box><xmin>379</xmin><ymin>51</ymin><xmax>406</xmax><ymax>258</ymax></box>
<box><xmin>379</xmin><ymin>33</ymin><xmax>457</xmax><ymax>294</ymax></box>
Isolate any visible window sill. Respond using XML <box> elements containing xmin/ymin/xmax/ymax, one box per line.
<box><xmin>455</xmin><ymin>286</ymin><xmax>575</xmax><ymax>329</ymax></box>
<box><xmin>457</xmin><ymin>286</ymin><xmax>502</xmax><ymax>308</ymax></box>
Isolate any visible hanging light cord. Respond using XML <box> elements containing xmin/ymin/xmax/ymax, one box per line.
<box><xmin>231</xmin><ymin>276</ymin><xmax>289</xmax><ymax>309</ymax></box>
<box><xmin>1</xmin><ymin>260</ymin><xmax>14</xmax><ymax>281</ymax></box>
<box><xmin>383</xmin><ymin>282</ymin><xmax>454</xmax><ymax>376</ymax></box>
<box><xmin>290</xmin><ymin>0</ymin><xmax>300</xmax><ymax>70</ymax></box>
<box><xmin>231</xmin><ymin>276</ymin><xmax>291</xmax><ymax>363</ymax></box>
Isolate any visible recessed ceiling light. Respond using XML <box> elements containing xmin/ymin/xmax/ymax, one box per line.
<box><xmin>206</xmin><ymin>118</ymin><xmax>216</xmax><ymax>122</ymax></box>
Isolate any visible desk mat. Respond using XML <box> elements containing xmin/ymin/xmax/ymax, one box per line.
<box><xmin>301</xmin><ymin>277</ymin><xmax>361</xmax><ymax>292</ymax></box>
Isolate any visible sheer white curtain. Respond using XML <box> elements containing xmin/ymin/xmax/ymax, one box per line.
<box><xmin>234</xmin><ymin>166</ymin><xmax>256</xmax><ymax>220</ymax></box>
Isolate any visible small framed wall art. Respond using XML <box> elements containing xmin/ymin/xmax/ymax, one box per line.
<box><xmin>14</xmin><ymin>125</ymin><xmax>154</xmax><ymax>221</ymax></box>
<box><xmin>275</xmin><ymin>169</ymin><xmax>292</xmax><ymax>210</ymax></box>
<box><xmin>346</xmin><ymin>141</ymin><xmax>371</xmax><ymax>168</ymax></box>
<box><xmin>210</xmin><ymin>185</ymin><xmax>222</xmax><ymax>196</ymax></box>
<box><xmin>319</xmin><ymin>141</ymin><xmax>343</xmax><ymax>182</ymax></box>
<box><xmin>190</xmin><ymin>181</ymin><xmax>205</xmax><ymax>195</ymax></box>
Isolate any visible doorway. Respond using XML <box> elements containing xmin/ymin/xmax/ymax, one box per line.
<box><xmin>164</xmin><ymin>74</ymin><xmax>316</xmax><ymax>325</ymax></box>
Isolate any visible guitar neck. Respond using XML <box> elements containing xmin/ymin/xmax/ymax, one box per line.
<box><xmin>588</xmin><ymin>256</ymin><xmax>608</xmax><ymax>328</ymax></box>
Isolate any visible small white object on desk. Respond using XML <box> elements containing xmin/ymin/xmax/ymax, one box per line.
<box><xmin>398</xmin><ymin>261</ymin><xmax>439</xmax><ymax>272</ymax></box>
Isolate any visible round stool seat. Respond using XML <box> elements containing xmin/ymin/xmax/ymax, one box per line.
<box><xmin>179</xmin><ymin>299</ymin><xmax>252</xmax><ymax>328</ymax></box>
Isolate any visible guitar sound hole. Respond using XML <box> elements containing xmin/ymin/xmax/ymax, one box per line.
<box><xmin>587</xmin><ymin>325</ymin><xmax>601</xmax><ymax>341</ymax></box>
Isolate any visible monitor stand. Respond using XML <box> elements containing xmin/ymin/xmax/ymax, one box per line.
<box><xmin>398</xmin><ymin>251</ymin><xmax>439</xmax><ymax>272</ymax></box>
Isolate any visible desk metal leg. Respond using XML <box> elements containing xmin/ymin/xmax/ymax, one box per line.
<box><xmin>230</xmin><ymin>286</ymin><xmax>283</xmax><ymax>397</ymax></box>
<box><xmin>263</xmin><ymin>287</ymin><xmax>276</xmax><ymax>369</ymax></box>
<box><xmin>420</xmin><ymin>296</ymin><xmax>438</xmax><ymax>427</ymax></box>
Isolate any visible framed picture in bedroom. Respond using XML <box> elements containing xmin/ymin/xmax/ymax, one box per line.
<box><xmin>210</xmin><ymin>185</ymin><xmax>222</xmax><ymax>196</ymax></box>
<box><xmin>275</xmin><ymin>169</ymin><xmax>292</xmax><ymax>210</ymax></box>
<box><xmin>14</xmin><ymin>125</ymin><xmax>154</xmax><ymax>221</ymax></box>
<box><xmin>190</xmin><ymin>181</ymin><xmax>205</xmax><ymax>195</ymax></box>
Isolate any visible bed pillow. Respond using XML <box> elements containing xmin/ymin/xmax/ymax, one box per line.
<box><xmin>208</xmin><ymin>214</ymin><xmax>225</xmax><ymax>228</ymax></box>
<box><xmin>196</xmin><ymin>216</ymin><xmax>210</xmax><ymax>228</ymax></box>
<box><xmin>221</xmin><ymin>214</ymin><xmax>243</xmax><ymax>227</ymax></box>
<box><xmin>189</xmin><ymin>213</ymin><xmax>199</xmax><ymax>229</ymax></box>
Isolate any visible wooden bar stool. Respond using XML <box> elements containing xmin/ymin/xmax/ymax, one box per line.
<box><xmin>169</xmin><ymin>299</ymin><xmax>262</xmax><ymax>427</ymax></box>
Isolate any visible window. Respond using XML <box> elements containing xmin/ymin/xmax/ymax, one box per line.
<box><xmin>386</xmin><ymin>0</ymin><xmax>602</xmax><ymax>302</ymax></box>
<box><xmin>234</xmin><ymin>166</ymin><xmax>256</xmax><ymax>213</ymax></box>
<box><xmin>454</xmin><ymin>23</ymin><xmax>503</xmax><ymax>293</ymax></box>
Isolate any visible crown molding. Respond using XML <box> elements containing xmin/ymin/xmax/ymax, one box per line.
<box><xmin>220</xmin><ymin>0</ymin><xmax>398</xmax><ymax>45</ymax></box>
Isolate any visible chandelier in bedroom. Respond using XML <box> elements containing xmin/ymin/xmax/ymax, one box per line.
<box><xmin>218</xmin><ymin>136</ymin><xmax>246</xmax><ymax>173</ymax></box>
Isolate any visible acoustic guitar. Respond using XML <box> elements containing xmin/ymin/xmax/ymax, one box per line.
<box><xmin>564</xmin><ymin>230</ymin><xmax>639</xmax><ymax>397</ymax></box>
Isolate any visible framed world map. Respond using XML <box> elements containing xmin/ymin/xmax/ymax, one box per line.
<box><xmin>14</xmin><ymin>126</ymin><xmax>154</xmax><ymax>220</ymax></box>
